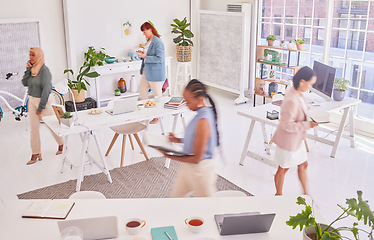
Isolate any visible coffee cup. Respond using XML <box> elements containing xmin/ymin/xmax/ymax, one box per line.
<box><xmin>125</xmin><ymin>218</ymin><xmax>146</xmax><ymax>235</ymax></box>
<box><xmin>185</xmin><ymin>216</ymin><xmax>204</xmax><ymax>233</ymax></box>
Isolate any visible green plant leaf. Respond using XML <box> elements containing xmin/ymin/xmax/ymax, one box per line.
<box><xmin>85</xmin><ymin>72</ymin><xmax>100</xmax><ymax>78</ymax></box>
<box><xmin>296</xmin><ymin>197</ymin><xmax>307</xmax><ymax>206</ymax></box>
<box><xmin>183</xmin><ymin>29</ymin><xmax>194</xmax><ymax>38</ymax></box>
<box><xmin>173</xmin><ymin>18</ymin><xmax>181</xmax><ymax>26</ymax></box>
<box><xmin>347</xmin><ymin>191</ymin><xmax>374</xmax><ymax>226</ymax></box>
<box><xmin>286</xmin><ymin>205</ymin><xmax>315</xmax><ymax>231</ymax></box>
<box><xmin>181</xmin><ymin>17</ymin><xmax>187</xmax><ymax>26</ymax></box>
<box><xmin>64</xmin><ymin>69</ymin><xmax>74</xmax><ymax>75</ymax></box>
<box><xmin>320</xmin><ymin>232</ymin><xmax>340</xmax><ymax>240</ymax></box>
<box><xmin>171</xmin><ymin>24</ymin><xmax>178</xmax><ymax>28</ymax></box>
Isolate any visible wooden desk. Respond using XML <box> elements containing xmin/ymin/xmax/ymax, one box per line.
<box><xmin>0</xmin><ymin>196</ymin><xmax>308</xmax><ymax>239</ymax></box>
<box><xmin>238</xmin><ymin>97</ymin><xmax>361</xmax><ymax>167</ymax></box>
<box><xmin>43</xmin><ymin>97</ymin><xmax>188</xmax><ymax>191</ymax></box>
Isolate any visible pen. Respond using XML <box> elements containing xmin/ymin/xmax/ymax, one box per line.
<box><xmin>164</xmin><ymin>231</ymin><xmax>173</xmax><ymax>240</ymax></box>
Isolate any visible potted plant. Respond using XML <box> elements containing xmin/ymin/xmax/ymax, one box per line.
<box><xmin>171</xmin><ymin>17</ymin><xmax>194</xmax><ymax>62</ymax></box>
<box><xmin>61</xmin><ymin>112</ymin><xmax>73</xmax><ymax>127</ymax></box>
<box><xmin>333</xmin><ymin>77</ymin><xmax>350</xmax><ymax>101</ymax></box>
<box><xmin>287</xmin><ymin>191</ymin><xmax>374</xmax><ymax>240</ymax></box>
<box><xmin>295</xmin><ymin>38</ymin><xmax>306</xmax><ymax>50</ymax></box>
<box><xmin>266</xmin><ymin>35</ymin><xmax>277</xmax><ymax>46</ymax></box>
<box><xmin>280</xmin><ymin>39</ymin><xmax>285</xmax><ymax>48</ymax></box>
<box><xmin>287</xmin><ymin>39</ymin><xmax>294</xmax><ymax>50</ymax></box>
<box><xmin>64</xmin><ymin>46</ymin><xmax>109</xmax><ymax>103</ymax></box>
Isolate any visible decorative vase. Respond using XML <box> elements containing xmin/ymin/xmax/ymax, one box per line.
<box><xmin>61</xmin><ymin>118</ymin><xmax>73</xmax><ymax>127</ymax></box>
<box><xmin>296</xmin><ymin>43</ymin><xmax>304</xmax><ymax>50</ymax></box>
<box><xmin>333</xmin><ymin>89</ymin><xmax>346</xmax><ymax>101</ymax></box>
<box><xmin>118</xmin><ymin>78</ymin><xmax>127</xmax><ymax>93</ymax></box>
<box><xmin>287</xmin><ymin>42</ymin><xmax>294</xmax><ymax>50</ymax></box>
<box><xmin>267</xmin><ymin>40</ymin><xmax>275</xmax><ymax>46</ymax></box>
<box><xmin>71</xmin><ymin>88</ymin><xmax>85</xmax><ymax>103</ymax></box>
<box><xmin>130</xmin><ymin>74</ymin><xmax>137</xmax><ymax>93</ymax></box>
<box><xmin>268</xmin><ymin>82</ymin><xmax>278</xmax><ymax>96</ymax></box>
<box><xmin>176</xmin><ymin>45</ymin><xmax>192</xmax><ymax>62</ymax></box>
<box><xmin>303</xmin><ymin>224</ymin><xmax>340</xmax><ymax>240</ymax></box>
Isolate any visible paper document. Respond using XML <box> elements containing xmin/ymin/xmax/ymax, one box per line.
<box><xmin>309</xmin><ymin>111</ymin><xmax>330</xmax><ymax>124</ymax></box>
<box><xmin>144</xmin><ymin>133</ymin><xmax>193</xmax><ymax>156</ymax></box>
<box><xmin>22</xmin><ymin>200</ymin><xmax>75</xmax><ymax>219</ymax></box>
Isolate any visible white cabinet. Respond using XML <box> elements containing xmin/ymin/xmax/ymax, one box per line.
<box><xmin>90</xmin><ymin>57</ymin><xmax>172</xmax><ymax>107</ymax></box>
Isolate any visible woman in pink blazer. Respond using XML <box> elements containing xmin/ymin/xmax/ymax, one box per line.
<box><xmin>272</xmin><ymin>66</ymin><xmax>319</xmax><ymax>195</ymax></box>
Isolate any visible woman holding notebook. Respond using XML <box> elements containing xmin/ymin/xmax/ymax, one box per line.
<box><xmin>271</xmin><ymin>66</ymin><xmax>319</xmax><ymax>196</ymax></box>
<box><xmin>158</xmin><ymin>79</ymin><xmax>219</xmax><ymax>197</ymax></box>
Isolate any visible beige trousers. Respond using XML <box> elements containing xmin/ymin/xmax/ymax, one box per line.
<box><xmin>171</xmin><ymin>159</ymin><xmax>217</xmax><ymax>198</ymax></box>
<box><xmin>28</xmin><ymin>96</ymin><xmax>64</xmax><ymax>154</ymax></box>
<box><xmin>139</xmin><ymin>72</ymin><xmax>164</xmax><ymax>100</ymax></box>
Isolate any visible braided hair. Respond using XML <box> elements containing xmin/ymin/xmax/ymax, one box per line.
<box><xmin>185</xmin><ymin>79</ymin><xmax>220</xmax><ymax>146</ymax></box>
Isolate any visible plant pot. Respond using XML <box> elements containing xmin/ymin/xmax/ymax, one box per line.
<box><xmin>287</xmin><ymin>43</ymin><xmax>294</xmax><ymax>50</ymax></box>
<box><xmin>61</xmin><ymin>117</ymin><xmax>73</xmax><ymax>127</ymax></box>
<box><xmin>267</xmin><ymin>40</ymin><xmax>275</xmax><ymax>46</ymax></box>
<box><xmin>296</xmin><ymin>43</ymin><xmax>304</xmax><ymax>50</ymax></box>
<box><xmin>176</xmin><ymin>45</ymin><xmax>192</xmax><ymax>62</ymax></box>
<box><xmin>303</xmin><ymin>224</ymin><xmax>340</xmax><ymax>240</ymax></box>
<box><xmin>333</xmin><ymin>89</ymin><xmax>346</xmax><ymax>101</ymax></box>
<box><xmin>71</xmin><ymin>88</ymin><xmax>85</xmax><ymax>103</ymax></box>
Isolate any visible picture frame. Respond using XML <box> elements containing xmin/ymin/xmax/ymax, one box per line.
<box><xmin>51</xmin><ymin>104</ymin><xmax>66</xmax><ymax>125</ymax></box>
<box><xmin>268</xmin><ymin>69</ymin><xmax>276</xmax><ymax>80</ymax></box>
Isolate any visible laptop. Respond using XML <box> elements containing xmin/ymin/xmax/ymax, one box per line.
<box><xmin>105</xmin><ymin>95</ymin><xmax>138</xmax><ymax>115</ymax></box>
<box><xmin>214</xmin><ymin>212</ymin><xmax>276</xmax><ymax>236</ymax></box>
<box><xmin>57</xmin><ymin>216</ymin><xmax>118</xmax><ymax>240</ymax></box>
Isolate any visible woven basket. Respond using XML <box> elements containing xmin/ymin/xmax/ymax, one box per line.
<box><xmin>176</xmin><ymin>45</ymin><xmax>192</xmax><ymax>62</ymax></box>
<box><xmin>71</xmin><ymin>88</ymin><xmax>85</xmax><ymax>103</ymax></box>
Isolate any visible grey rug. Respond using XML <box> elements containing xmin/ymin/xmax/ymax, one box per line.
<box><xmin>18</xmin><ymin>157</ymin><xmax>252</xmax><ymax>199</ymax></box>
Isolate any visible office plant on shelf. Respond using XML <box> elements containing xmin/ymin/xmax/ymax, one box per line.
<box><xmin>287</xmin><ymin>191</ymin><xmax>374</xmax><ymax>240</ymax></box>
<box><xmin>295</xmin><ymin>38</ymin><xmax>306</xmax><ymax>50</ymax></box>
<box><xmin>333</xmin><ymin>77</ymin><xmax>350</xmax><ymax>101</ymax></box>
<box><xmin>266</xmin><ymin>34</ymin><xmax>277</xmax><ymax>46</ymax></box>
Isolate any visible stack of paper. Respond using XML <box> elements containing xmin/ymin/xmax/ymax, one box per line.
<box><xmin>164</xmin><ymin>97</ymin><xmax>186</xmax><ymax>110</ymax></box>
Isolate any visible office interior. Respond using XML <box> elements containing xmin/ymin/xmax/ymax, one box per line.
<box><xmin>0</xmin><ymin>0</ymin><xmax>374</xmax><ymax>238</ymax></box>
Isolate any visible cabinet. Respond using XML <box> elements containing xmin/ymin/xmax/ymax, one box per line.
<box><xmin>254</xmin><ymin>45</ymin><xmax>303</xmax><ymax>106</ymax></box>
<box><xmin>90</xmin><ymin>57</ymin><xmax>172</xmax><ymax>107</ymax></box>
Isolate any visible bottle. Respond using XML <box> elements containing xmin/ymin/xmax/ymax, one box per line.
<box><xmin>118</xmin><ymin>78</ymin><xmax>126</xmax><ymax>93</ymax></box>
<box><xmin>130</xmin><ymin>74</ymin><xmax>137</xmax><ymax>93</ymax></box>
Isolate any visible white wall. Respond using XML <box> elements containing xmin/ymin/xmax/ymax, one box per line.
<box><xmin>0</xmin><ymin>0</ymin><xmax>67</xmax><ymax>83</ymax></box>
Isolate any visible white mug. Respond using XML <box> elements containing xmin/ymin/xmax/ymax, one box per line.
<box><xmin>125</xmin><ymin>218</ymin><xmax>146</xmax><ymax>235</ymax></box>
<box><xmin>185</xmin><ymin>216</ymin><xmax>204</xmax><ymax>233</ymax></box>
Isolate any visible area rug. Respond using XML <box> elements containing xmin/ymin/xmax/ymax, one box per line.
<box><xmin>18</xmin><ymin>157</ymin><xmax>252</xmax><ymax>199</ymax></box>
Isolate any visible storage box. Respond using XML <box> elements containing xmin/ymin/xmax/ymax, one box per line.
<box><xmin>65</xmin><ymin>97</ymin><xmax>97</xmax><ymax>112</ymax></box>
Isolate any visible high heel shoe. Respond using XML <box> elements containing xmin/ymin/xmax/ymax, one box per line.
<box><xmin>56</xmin><ymin>145</ymin><xmax>64</xmax><ymax>155</ymax></box>
<box><xmin>27</xmin><ymin>154</ymin><xmax>42</xmax><ymax>165</ymax></box>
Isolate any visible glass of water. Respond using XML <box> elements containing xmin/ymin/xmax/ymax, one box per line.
<box><xmin>60</xmin><ymin>226</ymin><xmax>83</xmax><ymax>240</ymax></box>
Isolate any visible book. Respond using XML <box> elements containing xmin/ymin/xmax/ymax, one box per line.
<box><xmin>144</xmin><ymin>132</ymin><xmax>193</xmax><ymax>157</ymax></box>
<box><xmin>167</xmin><ymin>97</ymin><xmax>184</xmax><ymax>105</ymax></box>
<box><xmin>163</xmin><ymin>101</ymin><xmax>186</xmax><ymax>110</ymax></box>
<box><xmin>22</xmin><ymin>200</ymin><xmax>75</xmax><ymax>219</ymax></box>
<box><xmin>151</xmin><ymin>226</ymin><xmax>178</xmax><ymax>240</ymax></box>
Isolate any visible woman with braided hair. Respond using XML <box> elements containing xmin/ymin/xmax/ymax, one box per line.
<box><xmin>158</xmin><ymin>79</ymin><xmax>220</xmax><ymax>197</ymax></box>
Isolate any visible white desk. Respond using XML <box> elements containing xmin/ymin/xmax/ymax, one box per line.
<box><xmin>43</xmin><ymin>97</ymin><xmax>187</xmax><ymax>191</ymax></box>
<box><xmin>0</xmin><ymin>196</ymin><xmax>308</xmax><ymax>239</ymax></box>
<box><xmin>238</xmin><ymin>97</ymin><xmax>361</xmax><ymax>167</ymax></box>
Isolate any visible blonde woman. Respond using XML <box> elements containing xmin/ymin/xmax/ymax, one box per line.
<box><xmin>22</xmin><ymin>47</ymin><xmax>64</xmax><ymax>165</ymax></box>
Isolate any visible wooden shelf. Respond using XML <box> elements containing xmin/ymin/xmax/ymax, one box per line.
<box><xmin>257</xmin><ymin>45</ymin><xmax>306</xmax><ymax>52</ymax></box>
<box><xmin>255</xmin><ymin>78</ymin><xmax>288</xmax><ymax>86</ymax></box>
<box><xmin>254</xmin><ymin>92</ymin><xmax>272</xmax><ymax>99</ymax></box>
<box><xmin>256</xmin><ymin>61</ymin><xmax>301</xmax><ymax>70</ymax></box>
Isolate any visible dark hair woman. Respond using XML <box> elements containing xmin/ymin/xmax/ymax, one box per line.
<box><xmin>138</xmin><ymin>21</ymin><xmax>165</xmax><ymax>124</ymax></box>
<box><xmin>271</xmin><ymin>66</ymin><xmax>319</xmax><ymax>195</ymax></box>
<box><xmin>158</xmin><ymin>79</ymin><xmax>220</xmax><ymax>197</ymax></box>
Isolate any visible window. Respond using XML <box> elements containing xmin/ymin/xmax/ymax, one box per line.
<box><xmin>285</xmin><ymin>16</ymin><xmax>293</xmax><ymax>38</ymax></box>
<box><xmin>317</xmin><ymin>19</ymin><xmax>325</xmax><ymax>41</ymax></box>
<box><xmin>304</xmin><ymin>17</ymin><xmax>312</xmax><ymax>39</ymax></box>
<box><xmin>274</xmin><ymin>14</ymin><xmax>282</xmax><ymax>36</ymax></box>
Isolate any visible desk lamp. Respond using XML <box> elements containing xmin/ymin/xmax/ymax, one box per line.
<box><xmin>54</xmin><ymin>79</ymin><xmax>83</xmax><ymax>125</ymax></box>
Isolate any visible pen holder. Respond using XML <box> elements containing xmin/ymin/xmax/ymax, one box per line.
<box><xmin>266</xmin><ymin>110</ymin><xmax>279</xmax><ymax>120</ymax></box>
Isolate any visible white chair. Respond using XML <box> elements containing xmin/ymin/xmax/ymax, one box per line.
<box><xmin>105</xmin><ymin>100</ymin><xmax>149</xmax><ymax>167</ymax></box>
<box><xmin>212</xmin><ymin>190</ymin><xmax>247</xmax><ymax>197</ymax></box>
<box><xmin>69</xmin><ymin>191</ymin><xmax>106</xmax><ymax>199</ymax></box>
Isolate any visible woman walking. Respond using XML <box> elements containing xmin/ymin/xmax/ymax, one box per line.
<box><xmin>22</xmin><ymin>47</ymin><xmax>64</xmax><ymax>165</ymax></box>
<box><xmin>272</xmin><ymin>66</ymin><xmax>319</xmax><ymax>195</ymax></box>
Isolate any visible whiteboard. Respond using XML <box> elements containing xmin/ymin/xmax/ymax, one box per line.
<box><xmin>198</xmin><ymin>11</ymin><xmax>244</xmax><ymax>93</ymax></box>
<box><xmin>0</xmin><ymin>21</ymin><xmax>40</xmax><ymax>110</ymax></box>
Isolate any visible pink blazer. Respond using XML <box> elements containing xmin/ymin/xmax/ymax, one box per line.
<box><xmin>272</xmin><ymin>87</ymin><xmax>311</xmax><ymax>151</ymax></box>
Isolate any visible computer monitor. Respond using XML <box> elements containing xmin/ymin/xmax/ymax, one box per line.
<box><xmin>312</xmin><ymin>61</ymin><xmax>336</xmax><ymax>101</ymax></box>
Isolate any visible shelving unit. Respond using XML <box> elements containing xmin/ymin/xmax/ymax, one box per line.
<box><xmin>254</xmin><ymin>45</ymin><xmax>303</xmax><ymax>106</ymax></box>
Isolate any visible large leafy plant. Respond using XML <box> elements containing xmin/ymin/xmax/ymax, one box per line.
<box><xmin>64</xmin><ymin>46</ymin><xmax>109</xmax><ymax>93</ymax></box>
<box><xmin>171</xmin><ymin>17</ymin><xmax>194</xmax><ymax>46</ymax></box>
<box><xmin>287</xmin><ymin>191</ymin><xmax>374</xmax><ymax>239</ymax></box>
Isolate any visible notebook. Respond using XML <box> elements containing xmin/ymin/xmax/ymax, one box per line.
<box><xmin>309</xmin><ymin>111</ymin><xmax>330</xmax><ymax>124</ymax></box>
<box><xmin>22</xmin><ymin>200</ymin><xmax>74</xmax><ymax>220</ymax></box>
<box><xmin>214</xmin><ymin>212</ymin><xmax>275</xmax><ymax>236</ymax></box>
<box><xmin>151</xmin><ymin>226</ymin><xmax>178</xmax><ymax>240</ymax></box>
<box><xmin>57</xmin><ymin>216</ymin><xmax>118</xmax><ymax>240</ymax></box>
<box><xmin>106</xmin><ymin>95</ymin><xmax>138</xmax><ymax>115</ymax></box>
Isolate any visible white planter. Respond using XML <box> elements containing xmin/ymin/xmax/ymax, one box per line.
<box><xmin>303</xmin><ymin>224</ymin><xmax>340</xmax><ymax>240</ymax></box>
<box><xmin>61</xmin><ymin>118</ymin><xmax>74</xmax><ymax>127</ymax></box>
<box><xmin>287</xmin><ymin>43</ymin><xmax>294</xmax><ymax>50</ymax></box>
